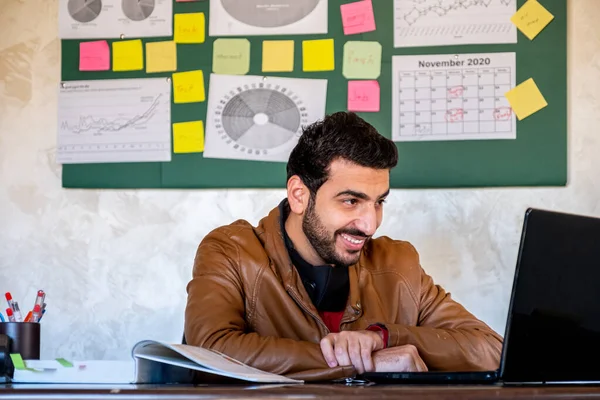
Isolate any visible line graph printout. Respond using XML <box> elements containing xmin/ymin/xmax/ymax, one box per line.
<box><xmin>59</xmin><ymin>0</ymin><xmax>172</xmax><ymax>39</ymax></box>
<box><xmin>57</xmin><ymin>78</ymin><xmax>172</xmax><ymax>164</ymax></box>
<box><xmin>204</xmin><ymin>74</ymin><xmax>327</xmax><ymax>162</ymax></box>
<box><xmin>394</xmin><ymin>0</ymin><xmax>517</xmax><ymax>47</ymax></box>
<box><xmin>392</xmin><ymin>52</ymin><xmax>516</xmax><ymax>142</ymax></box>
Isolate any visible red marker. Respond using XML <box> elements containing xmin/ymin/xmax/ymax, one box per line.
<box><xmin>6</xmin><ymin>308</ymin><xmax>15</xmax><ymax>322</ymax></box>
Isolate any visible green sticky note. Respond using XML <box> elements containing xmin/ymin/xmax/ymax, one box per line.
<box><xmin>213</xmin><ymin>38</ymin><xmax>250</xmax><ymax>75</ymax></box>
<box><xmin>56</xmin><ymin>358</ymin><xmax>74</xmax><ymax>368</ymax></box>
<box><xmin>10</xmin><ymin>354</ymin><xmax>26</xmax><ymax>370</ymax></box>
<box><xmin>343</xmin><ymin>41</ymin><xmax>382</xmax><ymax>79</ymax></box>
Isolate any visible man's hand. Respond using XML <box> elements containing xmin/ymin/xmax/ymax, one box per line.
<box><xmin>372</xmin><ymin>344</ymin><xmax>428</xmax><ymax>372</ymax></box>
<box><xmin>320</xmin><ymin>330</ymin><xmax>384</xmax><ymax>374</ymax></box>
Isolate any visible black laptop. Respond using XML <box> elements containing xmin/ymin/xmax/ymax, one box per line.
<box><xmin>360</xmin><ymin>208</ymin><xmax>600</xmax><ymax>385</ymax></box>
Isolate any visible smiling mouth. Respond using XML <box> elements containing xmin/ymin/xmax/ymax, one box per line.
<box><xmin>340</xmin><ymin>233</ymin><xmax>366</xmax><ymax>246</ymax></box>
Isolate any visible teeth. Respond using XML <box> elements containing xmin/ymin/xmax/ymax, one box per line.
<box><xmin>342</xmin><ymin>234</ymin><xmax>364</xmax><ymax>244</ymax></box>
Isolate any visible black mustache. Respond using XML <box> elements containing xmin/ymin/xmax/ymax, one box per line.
<box><xmin>338</xmin><ymin>229</ymin><xmax>369</xmax><ymax>239</ymax></box>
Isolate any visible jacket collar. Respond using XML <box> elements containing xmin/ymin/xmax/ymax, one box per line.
<box><xmin>258</xmin><ymin>199</ymin><xmax>364</xmax><ymax>328</ymax></box>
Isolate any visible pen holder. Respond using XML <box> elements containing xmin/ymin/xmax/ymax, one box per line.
<box><xmin>0</xmin><ymin>322</ymin><xmax>40</xmax><ymax>360</ymax></box>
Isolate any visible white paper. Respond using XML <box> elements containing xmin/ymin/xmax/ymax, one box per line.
<box><xmin>59</xmin><ymin>0</ymin><xmax>172</xmax><ymax>39</ymax></box>
<box><xmin>204</xmin><ymin>74</ymin><xmax>327</xmax><ymax>162</ymax></box>
<box><xmin>392</xmin><ymin>52</ymin><xmax>516</xmax><ymax>142</ymax></box>
<box><xmin>13</xmin><ymin>360</ymin><xmax>134</xmax><ymax>383</ymax></box>
<box><xmin>394</xmin><ymin>0</ymin><xmax>517</xmax><ymax>48</ymax></box>
<box><xmin>57</xmin><ymin>78</ymin><xmax>172</xmax><ymax>164</ymax></box>
<box><xmin>209</xmin><ymin>0</ymin><xmax>327</xmax><ymax>36</ymax></box>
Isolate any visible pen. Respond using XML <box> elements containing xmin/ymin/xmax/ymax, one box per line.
<box><xmin>31</xmin><ymin>305</ymin><xmax>42</xmax><ymax>323</ymax></box>
<box><xmin>0</xmin><ymin>312</ymin><xmax>4</xmax><ymax>322</ymax></box>
<box><xmin>38</xmin><ymin>308</ymin><xmax>46</xmax><ymax>322</ymax></box>
<box><xmin>33</xmin><ymin>290</ymin><xmax>44</xmax><ymax>311</ymax></box>
<box><xmin>6</xmin><ymin>308</ymin><xmax>15</xmax><ymax>322</ymax></box>
<box><xmin>5</xmin><ymin>293</ymin><xmax>23</xmax><ymax>322</ymax></box>
<box><xmin>24</xmin><ymin>311</ymin><xmax>33</xmax><ymax>323</ymax></box>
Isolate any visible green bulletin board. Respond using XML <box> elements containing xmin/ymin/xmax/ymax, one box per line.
<box><xmin>61</xmin><ymin>0</ymin><xmax>566</xmax><ymax>189</ymax></box>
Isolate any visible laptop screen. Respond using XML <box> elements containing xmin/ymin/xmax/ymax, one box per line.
<box><xmin>501</xmin><ymin>209</ymin><xmax>600</xmax><ymax>383</ymax></box>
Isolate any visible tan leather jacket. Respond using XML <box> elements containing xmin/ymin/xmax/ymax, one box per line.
<box><xmin>185</xmin><ymin>203</ymin><xmax>503</xmax><ymax>381</ymax></box>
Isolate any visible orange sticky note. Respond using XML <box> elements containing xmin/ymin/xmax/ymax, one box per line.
<box><xmin>340</xmin><ymin>0</ymin><xmax>376</xmax><ymax>35</ymax></box>
<box><xmin>112</xmin><ymin>40</ymin><xmax>143</xmax><ymax>72</ymax></box>
<box><xmin>302</xmin><ymin>39</ymin><xmax>335</xmax><ymax>72</ymax></box>
<box><xmin>146</xmin><ymin>41</ymin><xmax>177</xmax><ymax>73</ymax></box>
<box><xmin>173</xmin><ymin>121</ymin><xmax>204</xmax><ymax>153</ymax></box>
<box><xmin>174</xmin><ymin>13</ymin><xmax>205</xmax><ymax>44</ymax></box>
<box><xmin>348</xmin><ymin>80</ymin><xmax>380</xmax><ymax>112</ymax></box>
<box><xmin>262</xmin><ymin>40</ymin><xmax>294</xmax><ymax>72</ymax></box>
<box><xmin>172</xmin><ymin>70</ymin><xmax>205</xmax><ymax>103</ymax></box>
<box><xmin>80</xmin><ymin>41</ymin><xmax>110</xmax><ymax>71</ymax></box>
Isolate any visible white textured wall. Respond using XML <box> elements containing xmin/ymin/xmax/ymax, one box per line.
<box><xmin>0</xmin><ymin>0</ymin><xmax>597</xmax><ymax>361</ymax></box>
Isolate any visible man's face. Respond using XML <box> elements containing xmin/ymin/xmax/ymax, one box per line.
<box><xmin>302</xmin><ymin>159</ymin><xmax>390</xmax><ymax>267</ymax></box>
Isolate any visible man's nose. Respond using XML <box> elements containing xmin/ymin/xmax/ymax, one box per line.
<box><xmin>355</xmin><ymin>206</ymin><xmax>378</xmax><ymax>237</ymax></box>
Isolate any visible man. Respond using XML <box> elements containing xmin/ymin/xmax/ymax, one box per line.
<box><xmin>185</xmin><ymin>112</ymin><xmax>502</xmax><ymax>381</ymax></box>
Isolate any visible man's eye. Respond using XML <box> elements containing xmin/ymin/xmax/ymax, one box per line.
<box><xmin>377</xmin><ymin>199</ymin><xmax>387</xmax><ymax>205</ymax></box>
<box><xmin>343</xmin><ymin>199</ymin><xmax>357</xmax><ymax>205</ymax></box>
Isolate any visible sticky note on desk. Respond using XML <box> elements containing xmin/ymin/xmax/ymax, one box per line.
<box><xmin>79</xmin><ymin>40</ymin><xmax>109</xmax><ymax>71</ymax></box>
<box><xmin>511</xmin><ymin>0</ymin><xmax>554</xmax><ymax>40</ymax></box>
<box><xmin>213</xmin><ymin>39</ymin><xmax>250</xmax><ymax>75</ymax></box>
<box><xmin>174</xmin><ymin>13</ymin><xmax>205</xmax><ymax>44</ymax></box>
<box><xmin>146</xmin><ymin>41</ymin><xmax>177</xmax><ymax>73</ymax></box>
<box><xmin>172</xmin><ymin>70</ymin><xmax>205</xmax><ymax>103</ymax></box>
<box><xmin>348</xmin><ymin>80</ymin><xmax>380</xmax><ymax>112</ymax></box>
<box><xmin>340</xmin><ymin>0</ymin><xmax>376</xmax><ymax>35</ymax></box>
<box><xmin>504</xmin><ymin>78</ymin><xmax>547</xmax><ymax>120</ymax></box>
<box><xmin>302</xmin><ymin>39</ymin><xmax>335</xmax><ymax>72</ymax></box>
<box><xmin>343</xmin><ymin>41</ymin><xmax>381</xmax><ymax>79</ymax></box>
<box><xmin>173</xmin><ymin>121</ymin><xmax>204</xmax><ymax>153</ymax></box>
<box><xmin>112</xmin><ymin>40</ymin><xmax>143</xmax><ymax>71</ymax></box>
<box><xmin>10</xmin><ymin>354</ymin><xmax>26</xmax><ymax>370</ymax></box>
<box><xmin>262</xmin><ymin>40</ymin><xmax>294</xmax><ymax>72</ymax></box>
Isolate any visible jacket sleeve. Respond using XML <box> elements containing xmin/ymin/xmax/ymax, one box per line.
<box><xmin>385</xmin><ymin>247</ymin><xmax>503</xmax><ymax>371</ymax></box>
<box><xmin>184</xmin><ymin>230</ymin><xmax>354</xmax><ymax>381</ymax></box>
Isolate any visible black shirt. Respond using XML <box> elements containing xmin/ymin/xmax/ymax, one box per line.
<box><xmin>279</xmin><ymin>199</ymin><xmax>349</xmax><ymax>312</ymax></box>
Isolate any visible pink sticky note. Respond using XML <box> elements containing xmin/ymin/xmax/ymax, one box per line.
<box><xmin>79</xmin><ymin>41</ymin><xmax>110</xmax><ymax>71</ymax></box>
<box><xmin>348</xmin><ymin>80</ymin><xmax>380</xmax><ymax>112</ymax></box>
<box><xmin>340</xmin><ymin>0</ymin><xmax>376</xmax><ymax>35</ymax></box>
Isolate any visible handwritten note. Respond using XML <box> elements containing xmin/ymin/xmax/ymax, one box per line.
<box><xmin>146</xmin><ymin>41</ymin><xmax>177</xmax><ymax>73</ymax></box>
<box><xmin>348</xmin><ymin>80</ymin><xmax>380</xmax><ymax>112</ymax></box>
<box><xmin>504</xmin><ymin>78</ymin><xmax>548</xmax><ymax>120</ymax></box>
<box><xmin>172</xmin><ymin>70</ymin><xmax>205</xmax><ymax>103</ymax></box>
<box><xmin>174</xmin><ymin>13</ymin><xmax>205</xmax><ymax>44</ymax></box>
<box><xmin>79</xmin><ymin>41</ymin><xmax>110</xmax><ymax>71</ymax></box>
<box><xmin>511</xmin><ymin>0</ymin><xmax>554</xmax><ymax>40</ymax></box>
<box><xmin>262</xmin><ymin>40</ymin><xmax>294</xmax><ymax>72</ymax></box>
<box><xmin>340</xmin><ymin>0</ymin><xmax>376</xmax><ymax>35</ymax></box>
<box><xmin>302</xmin><ymin>39</ymin><xmax>335</xmax><ymax>72</ymax></box>
<box><xmin>112</xmin><ymin>40</ymin><xmax>143</xmax><ymax>72</ymax></box>
<box><xmin>213</xmin><ymin>39</ymin><xmax>250</xmax><ymax>75</ymax></box>
<box><xmin>173</xmin><ymin>121</ymin><xmax>204</xmax><ymax>153</ymax></box>
<box><xmin>343</xmin><ymin>41</ymin><xmax>381</xmax><ymax>79</ymax></box>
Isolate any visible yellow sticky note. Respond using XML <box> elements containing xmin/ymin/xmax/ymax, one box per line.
<box><xmin>174</xmin><ymin>13</ymin><xmax>205</xmax><ymax>44</ymax></box>
<box><xmin>213</xmin><ymin>39</ymin><xmax>250</xmax><ymax>75</ymax></box>
<box><xmin>262</xmin><ymin>40</ymin><xmax>294</xmax><ymax>72</ymax></box>
<box><xmin>302</xmin><ymin>39</ymin><xmax>335</xmax><ymax>72</ymax></box>
<box><xmin>173</xmin><ymin>121</ymin><xmax>204</xmax><ymax>153</ymax></box>
<box><xmin>146</xmin><ymin>41</ymin><xmax>177</xmax><ymax>73</ymax></box>
<box><xmin>504</xmin><ymin>78</ymin><xmax>548</xmax><ymax>120</ymax></box>
<box><xmin>112</xmin><ymin>40</ymin><xmax>143</xmax><ymax>71</ymax></box>
<box><xmin>172</xmin><ymin>70</ymin><xmax>205</xmax><ymax>103</ymax></box>
<box><xmin>511</xmin><ymin>0</ymin><xmax>554</xmax><ymax>40</ymax></box>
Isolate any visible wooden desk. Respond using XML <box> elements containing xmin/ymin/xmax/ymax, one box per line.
<box><xmin>2</xmin><ymin>383</ymin><xmax>600</xmax><ymax>399</ymax></box>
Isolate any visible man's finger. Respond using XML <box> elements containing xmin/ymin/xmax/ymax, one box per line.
<box><xmin>334</xmin><ymin>338</ymin><xmax>352</xmax><ymax>367</ymax></box>
<box><xmin>361</xmin><ymin>345</ymin><xmax>374</xmax><ymax>372</ymax></box>
<box><xmin>348</xmin><ymin>339</ymin><xmax>365</xmax><ymax>374</ymax></box>
<box><xmin>320</xmin><ymin>337</ymin><xmax>338</xmax><ymax>368</ymax></box>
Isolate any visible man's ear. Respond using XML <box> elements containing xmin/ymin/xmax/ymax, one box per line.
<box><xmin>286</xmin><ymin>175</ymin><xmax>310</xmax><ymax>215</ymax></box>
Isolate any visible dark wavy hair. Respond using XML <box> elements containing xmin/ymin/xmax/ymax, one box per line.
<box><xmin>286</xmin><ymin>112</ymin><xmax>398</xmax><ymax>195</ymax></box>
